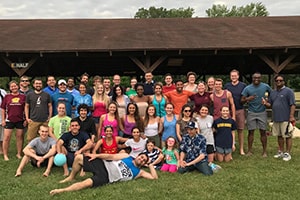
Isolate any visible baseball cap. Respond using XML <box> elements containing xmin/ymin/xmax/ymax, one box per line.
<box><xmin>58</xmin><ymin>79</ymin><xmax>67</xmax><ymax>85</ymax></box>
<box><xmin>186</xmin><ymin>121</ymin><xmax>196</xmax><ymax>129</ymax></box>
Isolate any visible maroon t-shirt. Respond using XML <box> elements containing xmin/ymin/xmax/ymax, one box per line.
<box><xmin>1</xmin><ymin>93</ymin><xmax>26</xmax><ymax>122</ymax></box>
<box><xmin>190</xmin><ymin>92</ymin><xmax>211</xmax><ymax>113</ymax></box>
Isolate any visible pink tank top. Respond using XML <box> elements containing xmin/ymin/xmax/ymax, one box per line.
<box><xmin>101</xmin><ymin>114</ymin><xmax>118</xmax><ymax>137</ymax></box>
<box><xmin>123</xmin><ymin>115</ymin><xmax>136</xmax><ymax>136</ymax></box>
<box><xmin>93</xmin><ymin>101</ymin><xmax>107</xmax><ymax>117</ymax></box>
<box><xmin>213</xmin><ymin>90</ymin><xmax>230</xmax><ymax>120</ymax></box>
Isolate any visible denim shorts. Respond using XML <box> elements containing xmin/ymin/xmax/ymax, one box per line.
<box><xmin>215</xmin><ymin>146</ymin><xmax>232</xmax><ymax>154</ymax></box>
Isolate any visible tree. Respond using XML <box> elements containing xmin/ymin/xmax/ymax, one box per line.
<box><xmin>206</xmin><ymin>2</ymin><xmax>269</xmax><ymax>17</ymax></box>
<box><xmin>134</xmin><ymin>6</ymin><xmax>194</xmax><ymax>18</ymax></box>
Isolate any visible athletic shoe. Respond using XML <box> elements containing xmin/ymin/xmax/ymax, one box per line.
<box><xmin>282</xmin><ymin>153</ymin><xmax>291</xmax><ymax>161</ymax></box>
<box><xmin>273</xmin><ymin>151</ymin><xmax>283</xmax><ymax>158</ymax></box>
<box><xmin>209</xmin><ymin>163</ymin><xmax>222</xmax><ymax>172</ymax></box>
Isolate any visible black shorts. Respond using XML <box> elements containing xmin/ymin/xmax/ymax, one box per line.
<box><xmin>5</xmin><ymin>121</ymin><xmax>24</xmax><ymax>129</ymax></box>
<box><xmin>83</xmin><ymin>156</ymin><xmax>109</xmax><ymax>187</ymax></box>
<box><xmin>30</xmin><ymin>153</ymin><xmax>49</xmax><ymax>167</ymax></box>
<box><xmin>206</xmin><ymin>144</ymin><xmax>215</xmax><ymax>154</ymax></box>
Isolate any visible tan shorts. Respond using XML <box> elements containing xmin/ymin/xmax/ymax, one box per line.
<box><xmin>272</xmin><ymin>122</ymin><xmax>294</xmax><ymax>138</ymax></box>
<box><xmin>27</xmin><ymin>121</ymin><xmax>48</xmax><ymax>142</ymax></box>
<box><xmin>235</xmin><ymin>109</ymin><xmax>245</xmax><ymax>130</ymax></box>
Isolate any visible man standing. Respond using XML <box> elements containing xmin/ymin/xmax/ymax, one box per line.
<box><xmin>43</xmin><ymin>76</ymin><xmax>58</xmax><ymax>96</ymax></box>
<box><xmin>76</xmin><ymin>73</ymin><xmax>94</xmax><ymax>96</ymax></box>
<box><xmin>15</xmin><ymin>125</ymin><xmax>56</xmax><ymax>177</ymax></box>
<box><xmin>52</xmin><ymin>79</ymin><xmax>74</xmax><ymax>117</ymax></box>
<box><xmin>143</xmin><ymin>71</ymin><xmax>155</xmax><ymax>95</ymax></box>
<box><xmin>178</xmin><ymin>121</ymin><xmax>213</xmax><ymax>175</ymax></box>
<box><xmin>103</xmin><ymin>77</ymin><xmax>112</xmax><ymax>96</ymax></box>
<box><xmin>56</xmin><ymin>119</ymin><xmax>93</xmax><ymax>175</ymax></box>
<box><xmin>25</xmin><ymin>78</ymin><xmax>52</xmax><ymax>142</ymax></box>
<box><xmin>49</xmin><ymin>152</ymin><xmax>157</xmax><ymax>195</ymax></box>
<box><xmin>66</xmin><ymin>77</ymin><xmax>80</xmax><ymax>97</ymax></box>
<box><xmin>210</xmin><ymin>78</ymin><xmax>236</xmax><ymax>120</ymax></box>
<box><xmin>19</xmin><ymin>75</ymin><xmax>33</xmax><ymax>95</ymax></box>
<box><xmin>241</xmin><ymin>72</ymin><xmax>272</xmax><ymax>157</ymax></box>
<box><xmin>165</xmin><ymin>80</ymin><xmax>193</xmax><ymax>115</ymax></box>
<box><xmin>162</xmin><ymin>73</ymin><xmax>176</xmax><ymax>94</ymax></box>
<box><xmin>264</xmin><ymin>75</ymin><xmax>295</xmax><ymax>161</ymax></box>
<box><xmin>225</xmin><ymin>70</ymin><xmax>247</xmax><ymax>155</ymax></box>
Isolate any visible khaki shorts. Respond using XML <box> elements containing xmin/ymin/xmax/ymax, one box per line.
<box><xmin>235</xmin><ymin>109</ymin><xmax>245</xmax><ymax>130</ymax></box>
<box><xmin>272</xmin><ymin>122</ymin><xmax>294</xmax><ymax>138</ymax></box>
<box><xmin>27</xmin><ymin>121</ymin><xmax>48</xmax><ymax>142</ymax></box>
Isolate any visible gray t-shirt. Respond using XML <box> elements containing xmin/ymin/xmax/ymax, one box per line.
<box><xmin>28</xmin><ymin>137</ymin><xmax>56</xmax><ymax>155</ymax></box>
<box><xmin>196</xmin><ymin>115</ymin><xmax>214</xmax><ymax>146</ymax></box>
<box><xmin>26</xmin><ymin>91</ymin><xmax>51</xmax><ymax>122</ymax></box>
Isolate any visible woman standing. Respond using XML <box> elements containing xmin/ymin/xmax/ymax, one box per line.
<box><xmin>183</xmin><ymin>71</ymin><xmax>198</xmax><ymax>93</ymax></box>
<box><xmin>1</xmin><ymin>81</ymin><xmax>26</xmax><ymax>160</ymax></box>
<box><xmin>73</xmin><ymin>83</ymin><xmax>93</xmax><ymax>117</ymax></box>
<box><xmin>132</xmin><ymin>83</ymin><xmax>150</xmax><ymax>118</ymax></box>
<box><xmin>160</xmin><ymin>103</ymin><xmax>178</xmax><ymax>147</ymax></box>
<box><xmin>150</xmin><ymin>82</ymin><xmax>167</xmax><ymax>118</ymax></box>
<box><xmin>121</xmin><ymin>103</ymin><xmax>143</xmax><ymax>138</ymax></box>
<box><xmin>48</xmin><ymin>102</ymin><xmax>71</xmax><ymax>140</ymax></box>
<box><xmin>98</xmin><ymin>102</ymin><xmax>121</xmax><ymax>138</ymax></box>
<box><xmin>143</xmin><ymin>104</ymin><xmax>162</xmax><ymax>148</ymax></box>
<box><xmin>190</xmin><ymin>81</ymin><xmax>212</xmax><ymax>115</ymax></box>
<box><xmin>111</xmin><ymin>85</ymin><xmax>130</xmax><ymax>118</ymax></box>
<box><xmin>92</xmin><ymin>83</ymin><xmax>110</xmax><ymax>131</ymax></box>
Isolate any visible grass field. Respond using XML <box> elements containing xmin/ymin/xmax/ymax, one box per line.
<box><xmin>0</xmin><ymin>134</ymin><xmax>300</xmax><ymax>200</ymax></box>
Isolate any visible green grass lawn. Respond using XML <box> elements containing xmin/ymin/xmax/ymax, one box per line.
<box><xmin>1</xmin><ymin>134</ymin><xmax>300</xmax><ymax>200</ymax></box>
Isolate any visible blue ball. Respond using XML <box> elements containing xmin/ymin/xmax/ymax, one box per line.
<box><xmin>54</xmin><ymin>153</ymin><xmax>67</xmax><ymax>167</ymax></box>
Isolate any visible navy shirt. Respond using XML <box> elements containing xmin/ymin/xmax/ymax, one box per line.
<box><xmin>213</xmin><ymin>117</ymin><xmax>237</xmax><ymax>149</ymax></box>
<box><xmin>224</xmin><ymin>81</ymin><xmax>246</xmax><ymax>110</ymax></box>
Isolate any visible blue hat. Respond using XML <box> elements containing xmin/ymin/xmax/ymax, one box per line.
<box><xmin>186</xmin><ymin>121</ymin><xmax>196</xmax><ymax>129</ymax></box>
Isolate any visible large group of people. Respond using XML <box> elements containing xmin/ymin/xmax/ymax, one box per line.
<box><xmin>0</xmin><ymin>70</ymin><xmax>296</xmax><ymax>195</ymax></box>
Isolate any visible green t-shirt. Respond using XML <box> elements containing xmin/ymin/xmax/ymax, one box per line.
<box><xmin>125</xmin><ymin>88</ymin><xmax>137</xmax><ymax>98</ymax></box>
<box><xmin>48</xmin><ymin>115</ymin><xmax>71</xmax><ymax>139</ymax></box>
<box><xmin>162</xmin><ymin>147</ymin><xmax>178</xmax><ymax>165</ymax></box>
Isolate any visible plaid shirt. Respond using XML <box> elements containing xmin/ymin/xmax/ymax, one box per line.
<box><xmin>180</xmin><ymin>133</ymin><xmax>207</xmax><ymax>163</ymax></box>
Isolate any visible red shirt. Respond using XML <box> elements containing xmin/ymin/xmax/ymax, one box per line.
<box><xmin>162</xmin><ymin>84</ymin><xmax>176</xmax><ymax>94</ymax></box>
<box><xmin>1</xmin><ymin>93</ymin><xmax>26</xmax><ymax>122</ymax></box>
<box><xmin>100</xmin><ymin>137</ymin><xmax>118</xmax><ymax>154</ymax></box>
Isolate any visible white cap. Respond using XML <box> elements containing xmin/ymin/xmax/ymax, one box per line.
<box><xmin>58</xmin><ymin>79</ymin><xmax>67</xmax><ymax>85</ymax></box>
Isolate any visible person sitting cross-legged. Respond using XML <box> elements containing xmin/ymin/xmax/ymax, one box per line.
<box><xmin>15</xmin><ymin>125</ymin><xmax>56</xmax><ymax>177</ymax></box>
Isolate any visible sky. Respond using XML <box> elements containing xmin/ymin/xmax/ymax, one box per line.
<box><xmin>0</xmin><ymin>0</ymin><xmax>299</xmax><ymax>19</ymax></box>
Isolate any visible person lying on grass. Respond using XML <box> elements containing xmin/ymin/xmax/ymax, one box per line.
<box><xmin>15</xmin><ymin>124</ymin><xmax>56</xmax><ymax>177</ymax></box>
<box><xmin>49</xmin><ymin>152</ymin><xmax>158</xmax><ymax>195</ymax></box>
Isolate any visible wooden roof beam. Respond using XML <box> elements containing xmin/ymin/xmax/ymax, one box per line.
<box><xmin>259</xmin><ymin>54</ymin><xmax>297</xmax><ymax>74</ymax></box>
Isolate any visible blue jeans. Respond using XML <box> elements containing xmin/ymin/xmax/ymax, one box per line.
<box><xmin>178</xmin><ymin>160</ymin><xmax>213</xmax><ymax>175</ymax></box>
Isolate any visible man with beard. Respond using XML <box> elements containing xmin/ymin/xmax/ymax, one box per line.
<box><xmin>19</xmin><ymin>75</ymin><xmax>33</xmax><ymax>95</ymax></box>
<box><xmin>241</xmin><ymin>72</ymin><xmax>272</xmax><ymax>157</ymax></box>
<box><xmin>49</xmin><ymin>152</ymin><xmax>157</xmax><ymax>195</ymax></box>
<box><xmin>25</xmin><ymin>78</ymin><xmax>52</xmax><ymax>142</ymax></box>
<box><xmin>165</xmin><ymin>80</ymin><xmax>194</xmax><ymax>116</ymax></box>
<box><xmin>43</xmin><ymin>76</ymin><xmax>58</xmax><ymax>96</ymax></box>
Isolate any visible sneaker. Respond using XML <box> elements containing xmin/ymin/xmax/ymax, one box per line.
<box><xmin>273</xmin><ymin>151</ymin><xmax>283</xmax><ymax>158</ymax></box>
<box><xmin>282</xmin><ymin>153</ymin><xmax>291</xmax><ymax>161</ymax></box>
<box><xmin>209</xmin><ymin>163</ymin><xmax>222</xmax><ymax>172</ymax></box>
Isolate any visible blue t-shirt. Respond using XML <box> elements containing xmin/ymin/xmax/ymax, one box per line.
<box><xmin>213</xmin><ymin>117</ymin><xmax>237</xmax><ymax>148</ymax></box>
<box><xmin>269</xmin><ymin>86</ymin><xmax>295</xmax><ymax>122</ymax></box>
<box><xmin>121</xmin><ymin>156</ymin><xmax>140</xmax><ymax>178</ymax></box>
<box><xmin>52</xmin><ymin>92</ymin><xmax>74</xmax><ymax>117</ymax></box>
<box><xmin>241</xmin><ymin>83</ymin><xmax>272</xmax><ymax>112</ymax></box>
<box><xmin>224</xmin><ymin>82</ymin><xmax>246</xmax><ymax>110</ymax></box>
<box><xmin>43</xmin><ymin>86</ymin><xmax>58</xmax><ymax>96</ymax></box>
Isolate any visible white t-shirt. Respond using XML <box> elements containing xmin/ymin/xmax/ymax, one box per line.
<box><xmin>125</xmin><ymin>138</ymin><xmax>147</xmax><ymax>158</ymax></box>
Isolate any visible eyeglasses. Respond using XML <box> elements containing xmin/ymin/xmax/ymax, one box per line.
<box><xmin>275</xmin><ymin>80</ymin><xmax>284</xmax><ymax>82</ymax></box>
<box><xmin>21</xmin><ymin>80</ymin><xmax>29</xmax><ymax>82</ymax></box>
<box><xmin>184</xmin><ymin>110</ymin><xmax>191</xmax><ymax>112</ymax></box>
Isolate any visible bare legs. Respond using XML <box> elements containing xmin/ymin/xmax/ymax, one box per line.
<box><xmin>237</xmin><ymin>129</ymin><xmax>245</xmax><ymax>155</ymax></box>
<box><xmin>50</xmin><ymin>154</ymin><xmax>93</xmax><ymax>195</ymax></box>
<box><xmin>277</xmin><ymin>136</ymin><xmax>292</xmax><ymax>154</ymax></box>
<box><xmin>247</xmin><ymin>129</ymin><xmax>267</xmax><ymax>157</ymax></box>
<box><xmin>3</xmin><ymin>128</ymin><xmax>24</xmax><ymax>160</ymax></box>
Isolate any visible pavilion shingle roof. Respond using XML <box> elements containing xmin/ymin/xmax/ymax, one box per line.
<box><xmin>0</xmin><ymin>16</ymin><xmax>299</xmax><ymax>52</ymax></box>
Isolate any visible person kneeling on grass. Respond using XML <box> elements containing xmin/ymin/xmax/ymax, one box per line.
<box><xmin>49</xmin><ymin>152</ymin><xmax>158</xmax><ymax>195</ymax></box>
<box><xmin>212</xmin><ymin>106</ymin><xmax>237</xmax><ymax>162</ymax></box>
<box><xmin>178</xmin><ymin>121</ymin><xmax>213</xmax><ymax>175</ymax></box>
<box><xmin>15</xmin><ymin>125</ymin><xmax>56</xmax><ymax>177</ymax></box>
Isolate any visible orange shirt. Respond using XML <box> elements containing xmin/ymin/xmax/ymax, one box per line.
<box><xmin>165</xmin><ymin>90</ymin><xmax>193</xmax><ymax>114</ymax></box>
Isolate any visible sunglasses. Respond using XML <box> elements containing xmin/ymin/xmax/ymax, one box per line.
<box><xmin>184</xmin><ymin>110</ymin><xmax>191</xmax><ymax>113</ymax></box>
<box><xmin>21</xmin><ymin>80</ymin><xmax>29</xmax><ymax>82</ymax></box>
